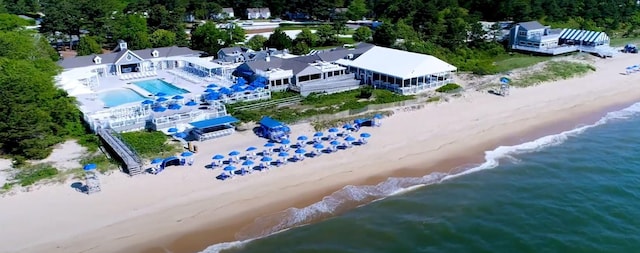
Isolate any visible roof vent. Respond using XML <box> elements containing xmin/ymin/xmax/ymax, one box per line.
<box><xmin>151</xmin><ymin>50</ymin><xmax>159</xmax><ymax>57</ymax></box>
<box><xmin>93</xmin><ymin>56</ymin><xmax>102</xmax><ymax>64</ymax></box>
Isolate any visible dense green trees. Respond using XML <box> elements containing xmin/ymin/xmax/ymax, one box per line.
<box><xmin>76</xmin><ymin>36</ymin><xmax>102</xmax><ymax>56</ymax></box>
<box><xmin>265</xmin><ymin>28</ymin><xmax>292</xmax><ymax>50</ymax></box>
<box><xmin>0</xmin><ymin>21</ymin><xmax>83</xmax><ymax>159</ymax></box>
<box><xmin>150</xmin><ymin>29</ymin><xmax>177</xmax><ymax>48</ymax></box>
<box><xmin>353</xmin><ymin>26</ymin><xmax>372</xmax><ymax>42</ymax></box>
<box><xmin>246</xmin><ymin>35</ymin><xmax>267</xmax><ymax>50</ymax></box>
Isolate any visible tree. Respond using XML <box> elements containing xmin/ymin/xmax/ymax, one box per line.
<box><xmin>224</xmin><ymin>23</ymin><xmax>246</xmax><ymax>45</ymax></box>
<box><xmin>0</xmin><ymin>13</ymin><xmax>30</xmax><ymax>31</ymax></box>
<box><xmin>295</xmin><ymin>28</ymin><xmax>319</xmax><ymax>47</ymax></box>
<box><xmin>372</xmin><ymin>23</ymin><xmax>397</xmax><ymax>47</ymax></box>
<box><xmin>265</xmin><ymin>28</ymin><xmax>292</xmax><ymax>50</ymax></box>
<box><xmin>291</xmin><ymin>41</ymin><xmax>310</xmax><ymax>55</ymax></box>
<box><xmin>190</xmin><ymin>21</ymin><xmax>226</xmax><ymax>55</ymax></box>
<box><xmin>39</xmin><ymin>0</ymin><xmax>82</xmax><ymax>48</ymax></box>
<box><xmin>352</xmin><ymin>26</ymin><xmax>372</xmax><ymax>42</ymax></box>
<box><xmin>0</xmin><ymin>31</ymin><xmax>82</xmax><ymax>159</ymax></box>
<box><xmin>0</xmin><ymin>0</ymin><xmax>6</xmax><ymax>13</ymax></box>
<box><xmin>346</xmin><ymin>0</ymin><xmax>368</xmax><ymax>20</ymax></box>
<box><xmin>112</xmin><ymin>14</ymin><xmax>152</xmax><ymax>50</ymax></box>
<box><xmin>246</xmin><ymin>34</ymin><xmax>267</xmax><ymax>50</ymax></box>
<box><xmin>315</xmin><ymin>24</ymin><xmax>337</xmax><ymax>46</ymax></box>
<box><xmin>76</xmin><ymin>36</ymin><xmax>102</xmax><ymax>56</ymax></box>
<box><xmin>150</xmin><ymin>29</ymin><xmax>176</xmax><ymax>48</ymax></box>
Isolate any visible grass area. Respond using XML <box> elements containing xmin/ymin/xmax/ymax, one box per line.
<box><xmin>493</xmin><ymin>53</ymin><xmax>550</xmax><ymax>73</ymax></box>
<box><xmin>511</xmin><ymin>61</ymin><xmax>595</xmax><ymax>87</ymax></box>
<box><xmin>119</xmin><ymin>131</ymin><xmax>182</xmax><ymax>159</ymax></box>
<box><xmin>2</xmin><ymin>164</ymin><xmax>59</xmax><ymax>190</ymax></box>
<box><xmin>435</xmin><ymin>83</ymin><xmax>462</xmax><ymax>93</ymax></box>
<box><xmin>338</xmin><ymin>37</ymin><xmax>355</xmax><ymax>44</ymax></box>
<box><xmin>610</xmin><ymin>37</ymin><xmax>640</xmax><ymax>47</ymax></box>
<box><xmin>426</xmin><ymin>96</ymin><xmax>441</xmax><ymax>103</ymax></box>
<box><xmin>271</xmin><ymin>90</ymin><xmax>300</xmax><ymax>99</ymax></box>
<box><xmin>229</xmin><ymin>88</ymin><xmax>413</xmax><ymax>124</ymax></box>
<box><xmin>311</xmin><ymin>110</ymin><xmax>394</xmax><ymax>131</ymax></box>
<box><xmin>80</xmin><ymin>154</ymin><xmax>120</xmax><ymax>174</ymax></box>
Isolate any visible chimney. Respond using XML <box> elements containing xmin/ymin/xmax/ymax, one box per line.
<box><xmin>117</xmin><ymin>39</ymin><xmax>128</xmax><ymax>51</ymax></box>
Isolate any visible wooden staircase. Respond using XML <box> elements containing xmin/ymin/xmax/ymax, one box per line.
<box><xmin>97</xmin><ymin>128</ymin><xmax>144</xmax><ymax>176</ymax></box>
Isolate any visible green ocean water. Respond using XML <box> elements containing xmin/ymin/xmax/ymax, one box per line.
<box><xmin>203</xmin><ymin>102</ymin><xmax>640</xmax><ymax>253</ymax></box>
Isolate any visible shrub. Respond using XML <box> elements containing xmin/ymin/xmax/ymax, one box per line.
<box><xmin>436</xmin><ymin>83</ymin><xmax>462</xmax><ymax>93</ymax></box>
<box><xmin>14</xmin><ymin>164</ymin><xmax>59</xmax><ymax>186</ymax></box>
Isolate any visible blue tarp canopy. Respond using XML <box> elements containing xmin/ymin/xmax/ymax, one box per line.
<box><xmin>259</xmin><ymin>116</ymin><xmax>286</xmax><ymax>130</ymax></box>
<box><xmin>190</xmin><ymin>115</ymin><xmax>239</xmax><ymax>129</ymax></box>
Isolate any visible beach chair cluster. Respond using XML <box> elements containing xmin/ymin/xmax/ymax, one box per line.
<box><xmin>212</xmin><ymin>126</ymin><xmax>374</xmax><ymax>181</ymax></box>
<box><xmin>119</xmin><ymin>71</ymin><xmax>157</xmax><ymax>80</ymax></box>
<box><xmin>625</xmin><ymin>65</ymin><xmax>640</xmax><ymax>75</ymax></box>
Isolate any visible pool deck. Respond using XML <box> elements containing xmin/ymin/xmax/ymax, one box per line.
<box><xmin>75</xmin><ymin>71</ymin><xmax>234</xmax><ymax>114</ymax></box>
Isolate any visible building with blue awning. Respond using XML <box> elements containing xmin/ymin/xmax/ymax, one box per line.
<box><xmin>190</xmin><ymin>115</ymin><xmax>239</xmax><ymax>141</ymax></box>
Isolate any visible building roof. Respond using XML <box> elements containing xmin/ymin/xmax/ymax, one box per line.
<box><xmin>247</xmin><ymin>8</ymin><xmax>270</xmax><ymax>13</ymax></box>
<box><xmin>315</xmin><ymin>43</ymin><xmax>375</xmax><ymax>62</ymax></box>
<box><xmin>518</xmin><ymin>21</ymin><xmax>545</xmax><ymax>31</ymax></box>
<box><xmin>345</xmin><ymin>46</ymin><xmax>457</xmax><ymax>79</ymax></box>
<box><xmin>190</xmin><ymin>115</ymin><xmax>238</xmax><ymax>129</ymax></box>
<box><xmin>58</xmin><ymin>46</ymin><xmax>201</xmax><ymax>69</ymax></box>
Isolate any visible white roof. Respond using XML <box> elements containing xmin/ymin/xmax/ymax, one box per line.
<box><xmin>347</xmin><ymin>46</ymin><xmax>457</xmax><ymax>79</ymax></box>
<box><xmin>174</xmin><ymin>56</ymin><xmax>223</xmax><ymax>69</ymax></box>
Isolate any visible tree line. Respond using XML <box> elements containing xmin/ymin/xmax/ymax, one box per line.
<box><xmin>0</xmin><ymin>13</ymin><xmax>85</xmax><ymax>160</ymax></box>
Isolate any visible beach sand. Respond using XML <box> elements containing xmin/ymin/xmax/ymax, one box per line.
<box><xmin>3</xmin><ymin>53</ymin><xmax>640</xmax><ymax>253</ymax></box>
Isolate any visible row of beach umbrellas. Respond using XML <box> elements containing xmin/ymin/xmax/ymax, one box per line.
<box><xmin>213</xmin><ymin>131</ymin><xmax>372</xmax><ymax>179</ymax></box>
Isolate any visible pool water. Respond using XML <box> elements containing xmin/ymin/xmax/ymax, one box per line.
<box><xmin>133</xmin><ymin>79</ymin><xmax>189</xmax><ymax>96</ymax></box>
<box><xmin>98</xmin><ymin>89</ymin><xmax>148</xmax><ymax>107</ymax></box>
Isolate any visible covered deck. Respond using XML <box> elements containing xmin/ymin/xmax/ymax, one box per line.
<box><xmin>191</xmin><ymin>115</ymin><xmax>239</xmax><ymax>141</ymax></box>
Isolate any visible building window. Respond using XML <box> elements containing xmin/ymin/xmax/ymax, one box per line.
<box><xmin>276</xmin><ymin>79</ymin><xmax>282</xmax><ymax>86</ymax></box>
<box><xmin>518</xmin><ymin>31</ymin><xmax>527</xmax><ymax>36</ymax></box>
<box><xmin>126</xmin><ymin>54</ymin><xmax>133</xmax><ymax>61</ymax></box>
<box><xmin>283</xmin><ymin>78</ymin><xmax>289</xmax><ymax>84</ymax></box>
<box><xmin>327</xmin><ymin>72</ymin><xmax>333</xmax><ymax>77</ymax></box>
<box><xmin>152</xmin><ymin>50</ymin><xmax>159</xmax><ymax>57</ymax></box>
<box><xmin>519</xmin><ymin>41</ymin><xmax>525</xmax><ymax>45</ymax></box>
<box><xmin>93</xmin><ymin>56</ymin><xmax>101</xmax><ymax>64</ymax></box>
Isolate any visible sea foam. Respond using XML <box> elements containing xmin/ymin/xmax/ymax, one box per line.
<box><xmin>199</xmin><ymin>101</ymin><xmax>640</xmax><ymax>253</ymax></box>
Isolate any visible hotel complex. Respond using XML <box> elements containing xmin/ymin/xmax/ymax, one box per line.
<box><xmin>56</xmin><ymin>41</ymin><xmax>457</xmax><ymax>137</ymax></box>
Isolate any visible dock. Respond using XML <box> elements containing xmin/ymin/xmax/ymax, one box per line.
<box><xmin>97</xmin><ymin>128</ymin><xmax>144</xmax><ymax>176</ymax></box>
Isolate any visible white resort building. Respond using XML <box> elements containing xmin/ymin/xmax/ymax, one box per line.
<box><xmin>56</xmin><ymin>40</ymin><xmax>270</xmax><ymax>136</ymax></box>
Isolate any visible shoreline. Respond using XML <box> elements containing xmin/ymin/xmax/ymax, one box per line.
<box><xmin>5</xmin><ymin>53</ymin><xmax>640</xmax><ymax>253</ymax></box>
<box><xmin>155</xmin><ymin>91</ymin><xmax>638</xmax><ymax>253</ymax></box>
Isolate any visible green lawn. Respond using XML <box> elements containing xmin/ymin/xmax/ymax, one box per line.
<box><xmin>610</xmin><ymin>37</ymin><xmax>640</xmax><ymax>47</ymax></box>
<box><xmin>493</xmin><ymin>53</ymin><xmax>550</xmax><ymax>73</ymax></box>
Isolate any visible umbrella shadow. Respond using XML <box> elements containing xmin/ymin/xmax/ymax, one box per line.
<box><xmin>216</xmin><ymin>173</ymin><xmax>231</xmax><ymax>180</ymax></box>
<box><xmin>204</xmin><ymin>164</ymin><xmax>214</xmax><ymax>169</ymax></box>
<box><xmin>488</xmin><ymin>90</ymin><xmax>504</xmax><ymax>97</ymax></box>
<box><xmin>70</xmin><ymin>182</ymin><xmax>86</xmax><ymax>194</ymax></box>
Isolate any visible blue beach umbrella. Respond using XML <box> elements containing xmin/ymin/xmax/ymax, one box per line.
<box><xmin>343</xmin><ymin>123</ymin><xmax>352</xmax><ymax>129</ymax></box>
<box><xmin>156</xmin><ymin>97</ymin><xmax>168</xmax><ymax>102</ymax></box>
<box><xmin>328</xmin><ymin>128</ymin><xmax>339</xmax><ymax>133</ymax></box>
<box><xmin>185</xmin><ymin>101</ymin><xmax>198</xmax><ymax>106</ymax></box>
<box><xmin>155</xmin><ymin>92</ymin><xmax>167</xmax><ymax>97</ymax></box>
<box><xmin>83</xmin><ymin>163</ymin><xmax>97</xmax><ymax>171</ymax></box>
<box><xmin>264</xmin><ymin>142</ymin><xmax>275</xmax><ymax>147</ymax></box>
<box><xmin>181</xmin><ymin>151</ymin><xmax>193</xmax><ymax>157</ymax></box>
<box><xmin>330</xmin><ymin>140</ymin><xmax>340</xmax><ymax>146</ymax></box>
<box><xmin>168</xmin><ymin>127</ymin><xmax>178</xmax><ymax>133</ymax></box>
<box><xmin>278</xmin><ymin>152</ymin><xmax>289</xmax><ymax>157</ymax></box>
<box><xmin>345</xmin><ymin>136</ymin><xmax>356</xmax><ymax>142</ymax></box>
<box><xmin>295</xmin><ymin>148</ymin><xmax>306</xmax><ymax>154</ymax></box>
<box><xmin>152</xmin><ymin>106</ymin><xmax>167</xmax><ymax>112</ymax></box>
<box><xmin>205</xmin><ymin>92</ymin><xmax>220</xmax><ymax>100</ymax></box>
<box><xmin>260</xmin><ymin>156</ymin><xmax>273</xmax><ymax>162</ymax></box>
<box><xmin>174</xmin><ymin>132</ymin><xmax>187</xmax><ymax>139</ymax></box>
<box><xmin>246</xmin><ymin>146</ymin><xmax>257</xmax><ymax>152</ymax></box>
<box><xmin>374</xmin><ymin>114</ymin><xmax>383</xmax><ymax>119</ymax></box>
<box><xmin>168</xmin><ymin>104</ymin><xmax>181</xmax><ymax>110</ymax></box>
<box><xmin>219</xmin><ymin>87</ymin><xmax>233</xmax><ymax>95</ymax></box>
<box><xmin>172</xmin><ymin>95</ymin><xmax>184</xmax><ymax>100</ymax></box>
<box><xmin>224</xmin><ymin>165</ymin><xmax>236</xmax><ymax>171</ymax></box>
<box><xmin>281</xmin><ymin>139</ymin><xmax>291</xmax><ymax>145</ymax></box>
<box><xmin>212</xmin><ymin>154</ymin><xmax>225</xmax><ymax>160</ymax></box>
<box><xmin>242</xmin><ymin>160</ymin><xmax>254</xmax><ymax>166</ymax></box>
<box><xmin>313</xmin><ymin>132</ymin><xmax>323</xmax><ymax>137</ymax></box>
<box><xmin>360</xmin><ymin>133</ymin><xmax>371</xmax><ymax>138</ymax></box>
<box><xmin>207</xmin><ymin>83</ymin><xmax>218</xmax><ymax>88</ymax></box>
<box><xmin>297</xmin><ymin>136</ymin><xmax>308</xmax><ymax>141</ymax></box>
<box><xmin>204</xmin><ymin>88</ymin><xmax>215</xmax><ymax>93</ymax></box>
<box><xmin>151</xmin><ymin>158</ymin><xmax>163</xmax><ymax>164</ymax></box>
<box><xmin>246</xmin><ymin>86</ymin><xmax>256</xmax><ymax>91</ymax></box>
<box><xmin>142</xmin><ymin>100</ymin><xmax>154</xmax><ymax>105</ymax></box>
<box><xmin>313</xmin><ymin>143</ymin><xmax>324</xmax><ymax>150</ymax></box>
<box><xmin>229</xmin><ymin>150</ymin><xmax>240</xmax><ymax>156</ymax></box>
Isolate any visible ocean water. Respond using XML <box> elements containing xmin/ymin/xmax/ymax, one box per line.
<box><xmin>202</xmin><ymin>102</ymin><xmax>640</xmax><ymax>253</ymax></box>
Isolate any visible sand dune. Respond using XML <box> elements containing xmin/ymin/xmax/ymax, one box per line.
<box><xmin>3</xmin><ymin>53</ymin><xmax>640</xmax><ymax>253</ymax></box>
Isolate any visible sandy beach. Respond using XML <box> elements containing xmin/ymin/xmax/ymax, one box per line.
<box><xmin>3</xmin><ymin>53</ymin><xmax>640</xmax><ymax>253</ymax></box>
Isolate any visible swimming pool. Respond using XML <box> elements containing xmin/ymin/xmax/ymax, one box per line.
<box><xmin>98</xmin><ymin>89</ymin><xmax>148</xmax><ymax>107</ymax></box>
<box><xmin>133</xmin><ymin>79</ymin><xmax>189</xmax><ymax>96</ymax></box>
